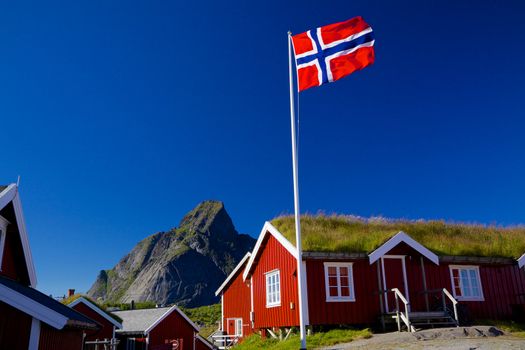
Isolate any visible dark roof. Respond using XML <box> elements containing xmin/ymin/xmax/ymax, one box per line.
<box><xmin>113</xmin><ymin>307</ymin><xmax>171</xmax><ymax>334</ymax></box>
<box><xmin>0</xmin><ymin>275</ymin><xmax>99</xmax><ymax>329</ymax></box>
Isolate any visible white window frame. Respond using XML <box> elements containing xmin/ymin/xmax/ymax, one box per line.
<box><xmin>449</xmin><ymin>265</ymin><xmax>484</xmax><ymax>301</ymax></box>
<box><xmin>324</xmin><ymin>262</ymin><xmax>356</xmax><ymax>302</ymax></box>
<box><xmin>227</xmin><ymin>318</ymin><xmax>243</xmax><ymax>337</ymax></box>
<box><xmin>265</xmin><ymin>269</ymin><xmax>281</xmax><ymax>307</ymax></box>
<box><xmin>0</xmin><ymin>215</ymin><xmax>8</xmax><ymax>271</ymax></box>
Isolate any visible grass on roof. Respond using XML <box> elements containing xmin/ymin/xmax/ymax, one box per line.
<box><xmin>271</xmin><ymin>214</ymin><xmax>525</xmax><ymax>259</ymax></box>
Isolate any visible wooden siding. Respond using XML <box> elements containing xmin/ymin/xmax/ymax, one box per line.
<box><xmin>195</xmin><ymin>338</ymin><xmax>213</xmax><ymax>350</ymax></box>
<box><xmin>148</xmin><ymin>309</ymin><xmax>196</xmax><ymax>350</ymax></box>
<box><xmin>222</xmin><ymin>268</ymin><xmax>252</xmax><ymax>337</ymax></box>
<box><xmin>0</xmin><ymin>203</ymin><xmax>30</xmax><ymax>285</ymax></box>
<box><xmin>0</xmin><ymin>300</ymin><xmax>32</xmax><ymax>350</ymax></box>
<box><xmin>252</xmin><ymin>234</ymin><xmax>299</xmax><ymax>329</ymax></box>
<box><xmin>39</xmin><ymin>323</ymin><xmax>84</xmax><ymax>350</ymax></box>
<box><xmin>306</xmin><ymin>259</ymin><xmax>381</xmax><ymax>325</ymax></box>
<box><xmin>71</xmin><ymin>302</ymin><xmax>114</xmax><ymax>340</ymax></box>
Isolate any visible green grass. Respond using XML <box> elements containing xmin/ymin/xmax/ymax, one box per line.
<box><xmin>182</xmin><ymin>303</ymin><xmax>221</xmax><ymax>338</ymax></box>
<box><xmin>272</xmin><ymin>214</ymin><xmax>525</xmax><ymax>258</ymax></box>
<box><xmin>235</xmin><ymin>329</ymin><xmax>371</xmax><ymax>350</ymax></box>
<box><xmin>477</xmin><ymin>320</ymin><xmax>525</xmax><ymax>338</ymax></box>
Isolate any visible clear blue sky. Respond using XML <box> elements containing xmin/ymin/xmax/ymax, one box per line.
<box><xmin>1</xmin><ymin>0</ymin><xmax>524</xmax><ymax>297</ymax></box>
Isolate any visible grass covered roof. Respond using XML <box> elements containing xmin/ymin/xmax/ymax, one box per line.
<box><xmin>271</xmin><ymin>215</ymin><xmax>525</xmax><ymax>259</ymax></box>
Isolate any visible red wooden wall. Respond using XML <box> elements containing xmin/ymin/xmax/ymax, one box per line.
<box><xmin>251</xmin><ymin>234</ymin><xmax>299</xmax><ymax>329</ymax></box>
<box><xmin>195</xmin><ymin>337</ymin><xmax>213</xmax><ymax>350</ymax></box>
<box><xmin>306</xmin><ymin>259</ymin><xmax>381</xmax><ymax>325</ymax></box>
<box><xmin>39</xmin><ymin>323</ymin><xmax>84</xmax><ymax>350</ymax></box>
<box><xmin>148</xmin><ymin>309</ymin><xmax>196</xmax><ymax>350</ymax></box>
<box><xmin>222</xmin><ymin>268</ymin><xmax>252</xmax><ymax>337</ymax></box>
<box><xmin>0</xmin><ymin>301</ymin><xmax>31</xmax><ymax>350</ymax></box>
<box><xmin>71</xmin><ymin>302</ymin><xmax>114</xmax><ymax>340</ymax></box>
<box><xmin>0</xmin><ymin>203</ymin><xmax>30</xmax><ymax>285</ymax></box>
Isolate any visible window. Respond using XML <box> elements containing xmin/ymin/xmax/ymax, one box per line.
<box><xmin>235</xmin><ymin>318</ymin><xmax>242</xmax><ymax>336</ymax></box>
<box><xmin>265</xmin><ymin>270</ymin><xmax>281</xmax><ymax>307</ymax></box>
<box><xmin>450</xmin><ymin>265</ymin><xmax>484</xmax><ymax>301</ymax></box>
<box><xmin>324</xmin><ymin>262</ymin><xmax>355</xmax><ymax>302</ymax></box>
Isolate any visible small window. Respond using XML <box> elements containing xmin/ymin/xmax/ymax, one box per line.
<box><xmin>450</xmin><ymin>265</ymin><xmax>484</xmax><ymax>301</ymax></box>
<box><xmin>265</xmin><ymin>270</ymin><xmax>281</xmax><ymax>307</ymax></box>
<box><xmin>235</xmin><ymin>318</ymin><xmax>242</xmax><ymax>336</ymax></box>
<box><xmin>324</xmin><ymin>262</ymin><xmax>355</xmax><ymax>302</ymax></box>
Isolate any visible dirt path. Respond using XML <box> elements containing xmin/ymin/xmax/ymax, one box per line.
<box><xmin>321</xmin><ymin>327</ymin><xmax>525</xmax><ymax>350</ymax></box>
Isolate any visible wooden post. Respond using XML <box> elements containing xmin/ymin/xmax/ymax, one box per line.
<box><xmin>420</xmin><ymin>256</ymin><xmax>429</xmax><ymax>312</ymax></box>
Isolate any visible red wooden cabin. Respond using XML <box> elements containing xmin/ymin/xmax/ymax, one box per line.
<box><xmin>113</xmin><ymin>305</ymin><xmax>213</xmax><ymax>350</ymax></box>
<box><xmin>68</xmin><ymin>296</ymin><xmax>122</xmax><ymax>341</ymax></box>
<box><xmin>0</xmin><ymin>184</ymin><xmax>99</xmax><ymax>350</ymax></box>
<box><xmin>217</xmin><ymin>220</ymin><xmax>525</xmax><ymax>337</ymax></box>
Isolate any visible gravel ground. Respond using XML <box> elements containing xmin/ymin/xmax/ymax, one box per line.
<box><xmin>320</xmin><ymin>327</ymin><xmax>525</xmax><ymax>350</ymax></box>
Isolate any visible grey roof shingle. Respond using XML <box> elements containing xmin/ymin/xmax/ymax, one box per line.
<box><xmin>113</xmin><ymin>307</ymin><xmax>172</xmax><ymax>334</ymax></box>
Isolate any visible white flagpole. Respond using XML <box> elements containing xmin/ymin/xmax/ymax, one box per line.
<box><xmin>288</xmin><ymin>31</ymin><xmax>307</xmax><ymax>350</ymax></box>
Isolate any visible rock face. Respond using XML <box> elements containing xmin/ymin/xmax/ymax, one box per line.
<box><xmin>87</xmin><ymin>201</ymin><xmax>255</xmax><ymax>307</ymax></box>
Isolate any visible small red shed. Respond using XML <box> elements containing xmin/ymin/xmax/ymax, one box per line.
<box><xmin>113</xmin><ymin>305</ymin><xmax>208</xmax><ymax>350</ymax></box>
<box><xmin>0</xmin><ymin>184</ymin><xmax>99</xmax><ymax>350</ymax></box>
<box><xmin>68</xmin><ymin>296</ymin><xmax>122</xmax><ymax>341</ymax></box>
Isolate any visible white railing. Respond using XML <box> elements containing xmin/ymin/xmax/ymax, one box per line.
<box><xmin>391</xmin><ymin>288</ymin><xmax>414</xmax><ymax>332</ymax></box>
<box><xmin>84</xmin><ymin>338</ymin><xmax>119</xmax><ymax>350</ymax></box>
<box><xmin>442</xmin><ymin>288</ymin><xmax>459</xmax><ymax>326</ymax></box>
<box><xmin>211</xmin><ymin>335</ymin><xmax>240</xmax><ymax>349</ymax></box>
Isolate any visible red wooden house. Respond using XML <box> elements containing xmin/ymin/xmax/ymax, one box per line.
<box><xmin>113</xmin><ymin>305</ymin><xmax>213</xmax><ymax>350</ymax></box>
<box><xmin>0</xmin><ymin>183</ymin><xmax>99</xmax><ymax>350</ymax></box>
<box><xmin>67</xmin><ymin>296</ymin><xmax>122</xmax><ymax>342</ymax></box>
<box><xmin>217</xmin><ymin>219</ymin><xmax>525</xmax><ymax>337</ymax></box>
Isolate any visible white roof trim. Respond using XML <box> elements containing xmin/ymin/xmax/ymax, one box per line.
<box><xmin>68</xmin><ymin>297</ymin><xmax>122</xmax><ymax>329</ymax></box>
<box><xmin>196</xmin><ymin>334</ymin><xmax>214</xmax><ymax>349</ymax></box>
<box><xmin>215</xmin><ymin>252</ymin><xmax>251</xmax><ymax>296</ymax></box>
<box><xmin>368</xmin><ymin>231</ymin><xmax>439</xmax><ymax>265</ymax></box>
<box><xmin>0</xmin><ymin>184</ymin><xmax>38</xmax><ymax>287</ymax></box>
<box><xmin>242</xmin><ymin>221</ymin><xmax>298</xmax><ymax>281</ymax></box>
<box><xmin>145</xmin><ymin>305</ymin><xmax>199</xmax><ymax>334</ymax></box>
<box><xmin>0</xmin><ymin>283</ymin><xmax>68</xmax><ymax>329</ymax></box>
<box><xmin>518</xmin><ymin>253</ymin><xmax>525</xmax><ymax>269</ymax></box>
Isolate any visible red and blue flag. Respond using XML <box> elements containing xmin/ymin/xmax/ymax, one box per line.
<box><xmin>291</xmin><ymin>16</ymin><xmax>375</xmax><ymax>91</ymax></box>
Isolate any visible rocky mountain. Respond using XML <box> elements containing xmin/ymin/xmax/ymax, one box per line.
<box><xmin>87</xmin><ymin>201</ymin><xmax>255</xmax><ymax>307</ymax></box>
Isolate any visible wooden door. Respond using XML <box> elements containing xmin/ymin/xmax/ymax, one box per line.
<box><xmin>382</xmin><ymin>256</ymin><xmax>409</xmax><ymax>313</ymax></box>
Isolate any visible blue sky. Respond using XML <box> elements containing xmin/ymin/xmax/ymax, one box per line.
<box><xmin>1</xmin><ymin>0</ymin><xmax>524</xmax><ymax>297</ymax></box>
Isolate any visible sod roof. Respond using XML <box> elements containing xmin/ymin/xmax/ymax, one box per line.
<box><xmin>271</xmin><ymin>215</ymin><xmax>525</xmax><ymax>259</ymax></box>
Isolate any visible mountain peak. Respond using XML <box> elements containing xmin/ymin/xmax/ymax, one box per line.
<box><xmin>178</xmin><ymin>200</ymin><xmax>235</xmax><ymax>239</ymax></box>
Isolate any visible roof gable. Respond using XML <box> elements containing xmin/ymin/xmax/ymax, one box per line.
<box><xmin>68</xmin><ymin>297</ymin><xmax>122</xmax><ymax>329</ymax></box>
<box><xmin>519</xmin><ymin>253</ymin><xmax>525</xmax><ymax>269</ymax></box>
<box><xmin>215</xmin><ymin>252</ymin><xmax>251</xmax><ymax>296</ymax></box>
<box><xmin>368</xmin><ymin>231</ymin><xmax>439</xmax><ymax>265</ymax></box>
<box><xmin>0</xmin><ymin>184</ymin><xmax>37</xmax><ymax>287</ymax></box>
<box><xmin>114</xmin><ymin>305</ymin><xmax>198</xmax><ymax>334</ymax></box>
<box><xmin>242</xmin><ymin>221</ymin><xmax>297</xmax><ymax>281</ymax></box>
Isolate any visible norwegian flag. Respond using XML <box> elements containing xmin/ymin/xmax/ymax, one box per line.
<box><xmin>291</xmin><ymin>16</ymin><xmax>375</xmax><ymax>92</ymax></box>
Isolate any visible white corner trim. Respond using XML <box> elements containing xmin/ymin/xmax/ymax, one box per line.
<box><xmin>28</xmin><ymin>318</ymin><xmax>41</xmax><ymax>350</ymax></box>
<box><xmin>368</xmin><ymin>231</ymin><xmax>439</xmax><ymax>265</ymax></box>
<box><xmin>0</xmin><ymin>184</ymin><xmax>17</xmax><ymax>211</ymax></box>
<box><xmin>518</xmin><ymin>253</ymin><xmax>525</xmax><ymax>269</ymax></box>
<box><xmin>243</xmin><ymin>221</ymin><xmax>297</xmax><ymax>281</ymax></box>
<box><xmin>215</xmin><ymin>252</ymin><xmax>251</xmax><ymax>296</ymax></box>
<box><xmin>12</xmin><ymin>192</ymin><xmax>38</xmax><ymax>287</ymax></box>
<box><xmin>301</xmin><ymin>260</ymin><xmax>310</xmax><ymax>325</ymax></box>
<box><xmin>0</xmin><ymin>216</ymin><xmax>8</xmax><ymax>272</ymax></box>
<box><xmin>145</xmin><ymin>305</ymin><xmax>199</xmax><ymax>334</ymax></box>
<box><xmin>68</xmin><ymin>297</ymin><xmax>122</xmax><ymax>329</ymax></box>
<box><xmin>196</xmin><ymin>334</ymin><xmax>214</xmax><ymax>349</ymax></box>
<box><xmin>0</xmin><ymin>283</ymin><xmax>68</xmax><ymax>329</ymax></box>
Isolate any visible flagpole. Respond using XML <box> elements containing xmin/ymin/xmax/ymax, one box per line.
<box><xmin>288</xmin><ymin>31</ymin><xmax>307</xmax><ymax>350</ymax></box>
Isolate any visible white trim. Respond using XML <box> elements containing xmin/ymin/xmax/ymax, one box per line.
<box><xmin>368</xmin><ymin>231</ymin><xmax>439</xmax><ymax>265</ymax></box>
<box><xmin>215</xmin><ymin>252</ymin><xmax>251</xmax><ymax>296</ymax></box>
<box><xmin>226</xmin><ymin>317</ymin><xmax>243</xmax><ymax>337</ymax></box>
<box><xmin>243</xmin><ymin>222</ymin><xmax>297</xmax><ymax>281</ymax></box>
<box><xmin>28</xmin><ymin>317</ymin><xmax>41</xmax><ymax>350</ymax></box>
<box><xmin>68</xmin><ymin>297</ymin><xmax>122</xmax><ymax>329</ymax></box>
<box><xmin>221</xmin><ymin>294</ymin><xmax>224</xmax><ymax>331</ymax></box>
<box><xmin>381</xmin><ymin>256</ymin><xmax>410</xmax><ymax>313</ymax></box>
<box><xmin>13</xmin><ymin>193</ymin><xmax>38</xmax><ymax>287</ymax></box>
<box><xmin>265</xmin><ymin>270</ymin><xmax>281</xmax><ymax>308</ymax></box>
<box><xmin>518</xmin><ymin>253</ymin><xmax>525</xmax><ymax>269</ymax></box>
<box><xmin>196</xmin><ymin>334</ymin><xmax>214</xmax><ymax>350</ymax></box>
<box><xmin>323</xmin><ymin>262</ymin><xmax>356</xmax><ymax>302</ymax></box>
<box><xmin>0</xmin><ymin>184</ymin><xmax>17</xmax><ymax>211</ymax></box>
<box><xmin>0</xmin><ymin>283</ymin><xmax>68</xmax><ymax>329</ymax></box>
<box><xmin>144</xmin><ymin>305</ymin><xmax>199</xmax><ymax>334</ymax></box>
<box><xmin>249</xmin><ymin>277</ymin><xmax>254</xmax><ymax>327</ymax></box>
<box><xmin>449</xmin><ymin>265</ymin><xmax>485</xmax><ymax>301</ymax></box>
<box><xmin>0</xmin><ymin>216</ymin><xmax>8</xmax><ymax>272</ymax></box>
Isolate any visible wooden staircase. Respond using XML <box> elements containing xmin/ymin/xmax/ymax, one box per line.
<box><xmin>385</xmin><ymin>288</ymin><xmax>459</xmax><ymax>332</ymax></box>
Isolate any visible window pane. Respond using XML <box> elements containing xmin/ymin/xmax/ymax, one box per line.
<box><xmin>341</xmin><ymin>286</ymin><xmax>350</xmax><ymax>297</ymax></box>
<box><xmin>328</xmin><ymin>266</ymin><xmax>337</xmax><ymax>275</ymax></box>
<box><xmin>340</xmin><ymin>276</ymin><xmax>349</xmax><ymax>287</ymax></box>
<box><xmin>329</xmin><ymin>276</ymin><xmax>338</xmax><ymax>287</ymax></box>
<box><xmin>329</xmin><ymin>286</ymin><xmax>338</xmax><ymax>297</ymax></box>
<box><xmin>340</xmin><ymin>267</ymin><xmax>348</xmax><ymax>276</ymax></box>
